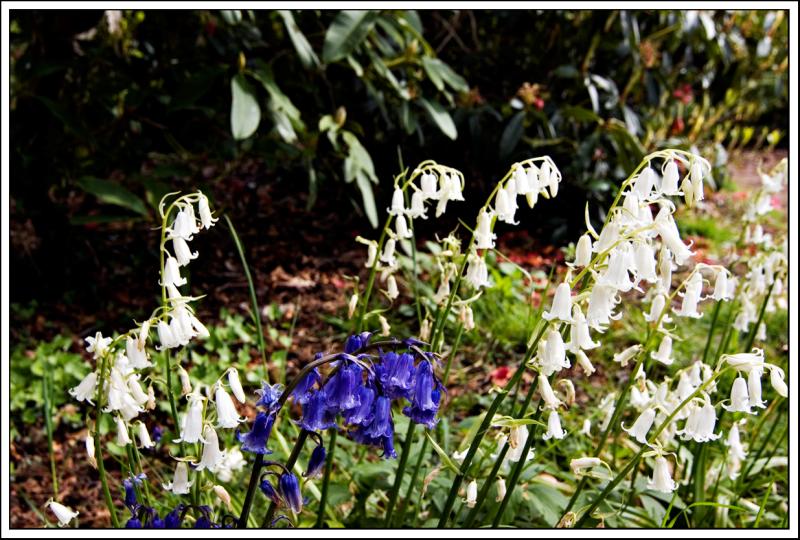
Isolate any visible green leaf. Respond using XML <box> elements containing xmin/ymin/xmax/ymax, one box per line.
<box><xmin>75</xmin><ymin>176</ymin><xmax>148</xmax><ymax>216</ymax></box>
<box><xmin>342</xmin><ymin>131</ymin><xmax>379</xmax><ymax>228</ymax></box>
<box><xmin>425</xmin><ymin>432</ymin><xmax>461</xmax><ymax>474</ymax></box>
<box><xmin>561</xmin><ymin>106</ymin><xmax>601</xmax><ymax>123</ymax></box>
<box><xmin>322</xmin><ymin>11</ymin><xmax>378</xmax><ymax>63</ymax></box>
<box><xmin>499</xmin><ymin>111</ymin><xmax>525</xmax><ymax>159</ymax></box>
<box><xmin>278</xmin><ymin>11</ymin><xmax>320</xmax><ymax>69</ymax></box>
<box><xmin>230</xmin><ymin>74</ymin><xmax>261</xmax><ymax>140</ymax></box>
<box><xmin>418</xmin><ymin>98</ymin><xmax>457</xmax><ymax>140</ymax></box>
<box><xmin>422</xmin><ymin>57</ymin><xmax>469</xmax><ymax>93</ymax></box>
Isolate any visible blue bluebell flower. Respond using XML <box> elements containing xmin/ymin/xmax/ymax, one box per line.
<box><xmin>152</xmin><ymin>425</ymin><xmax>164</xmax><ymax>443</ymax></box>
<box><xmin>122</xmin><ymin>473</ymin><xmax>147</xmax><ymax>511</ymax></box>
<box><xmin>260</xmin><ymin>477</ymin><xmax>281</xmax><ymax>504</ymax></box>
<box><xmin>324</xmin><ymin>361</ymin><xmax>363</xmax><ymax>412</ymax></box>
<box><xmin>292</xmin><ymin>367</ymin><xmax>321</xmax><ymax>405</ymax></box>
<box><xmin>297</xmin><ymin>391</ymin><xmax>337</xmax><ymax>432</ymax></box>
<box><xmin>352</xmin><ymin>395</ymin><xmax>397</xmax><ymax>459</ymax></box>
<box><xmin>376</xmin><ymin>351</ymin><xmax>415</xmax><ymax>399</ymax></box>
<box><xmin>402</xmin><ymin>359</ymin><xmax>444</xmax><ymax>428</ymax></box>
<box><xmin>126</xmin><ymin>516</ymin><xmax>143</xmax><ymax>528</ymax></box>
<box><xmin>237</xmin><ymin>411</ymin><xmax>276</xmax><ymax>454</ymax></box>
<box><xmin>342</xmin><ymin>384</ymin><xmax>375</xmax><ymax>426</ymax></box>
<box><xmin>304</xmin><ymin>444</ymin><xmax>327</xmax><ymax>478</ymax></box>
<box><xmin>193</xmin><ymin>506</ymin><xmax>215</xmax><ymax>528</ymax></box>
<box><xmin>278</xmin><ymin>472</ymin><xmax>303</xmax><ymax>513</ymax></box>
<box><xmin>255</xmin><ymin>383</ymin><xmax>284</xmax><ymax>412</ymax></box>
<box><xmin>164</xmin><ymin>505</ymin><xmax>184</xmax><ymax>528</ymax></box>
<box><xmin>344</xmin><ymin>331</ymin><xmax>372</xmax><ymax>354</ymax></box>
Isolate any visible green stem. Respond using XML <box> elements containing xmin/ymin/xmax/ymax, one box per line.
<box><xmin>437</xmin><ymin>324</ymin><xmax>547</xmax><ymax>528</ymax></box>
<box><xmin>384</xmin><ymin>420</ymin><xmax>417</xmax><ymax>526</ymax></box>
<box><xmin>93</xmin><ymin>353</ymin><xmax>120</xmax><ymax>528</ymax></box>
<box><xmin>224</xmin><ymin>214</ymin><xmax>269</xmax><ymax>376</ymax></box>
<box><xmin>395</xmin><ymin>437</ymin><xmax>429</xmax><ymax>527</ymax></box>
<box><xmin>702</xmin><ymin>301</ymin><xmax>722</xmax><ymax>364</ymax></box>
<box><xmin>491</xmin><ymin>405</ymin><xmax>541</xmax><ymax>527</ymax></box>
<box><xmin>237</xmin><ymin>453</ymin><xmax>264</xmax><ymax>528</ymax></box>
<box><xmin>315</xmin><ymin>429</ymin><xmax>337</xmax><ymax>528</ymax></box>
<box><xmin>744</xmin><ymin>280</ymin><xmax>775</xmax><ymax>351</ymax></box>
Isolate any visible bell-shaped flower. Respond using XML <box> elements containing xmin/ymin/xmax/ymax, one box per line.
<box><xmin>325</xmin><ymin>361</ymin><xmax>363</xmax><ymax>412</ymax></box>
<box><xmin>116</xmin><ymin>416</ymin><xmax>132</xmax><ymax>446</ymax></box>
<box><xmin>647</xmin><ymin>456</ymin><xmax>676</xmax><ymax>493</ymax></box>
<box><xmin>420</xmin><ymin>172</ymin><xmax>439</xmax><ymax>199</ymax></box>
<box><xmin>305</xmin><ymin>443</ymin><xmax>327</xmax><ymax>479</ymax></box>
<box><xmin>598</xmin><ymin>243</ymin><xmax>636</xmax><ymax>292</ymax></box>
<box><xmin>255</xmin><ymin>382</ymin><xmax>283</xmax><ymax>412</ymax></box>
<box><xmin>292</xmin><ymin>367</ymin><xmax>321</xmax><ymax>406</ymax></box>
<box><xmin>633</xmin><ymin>242</ymin><xmax>658</xmax><ymax>284</ymax></box>
<box><xmin>380</xmin><ymin>238</ymin><xmax>397</xmax><ymax>268</ymax></box>
<box><xmin>85</xmin><ymin>332</ymin><xmax>112</xmax><ymax>359</ymax></box>
<box><xmin>474</xmin><ymin>210</ymin><xmax>496</xmax><ymax>249</ymax></box>
<box><xmin>156</xmin><ymin>320</ymin><xmax>178</xmax><ymax>351</ymax></box>
<box><xmin>128</xmin><ymin>376</ymin><xmax>149</xmax><ymax>407</ymax></box>
<box><xmin>623</xmin><ymin>407</ymin><xmax>656</xmax><ymax>444</ymax></box>
<box><xmin>196</xmin><ymin>425</ymin><xmax>226</xmax><ymax>471</ymax></box>
<box><xmin>644</xmin><ymin>293</ymin><xmax>668</xmax><ymax>324</ymax></box>
<box><xmin>173</xmin><ymin>236</ymin><xmax>198</xmax><ymax>267</ymax></box>
<box><xmin>570</xmin><ymin>457</ymin><xmax>604</xmax><ymax>475</ymax></box>
<box><xmin>460</xmin><ymin>304</ymin><xmax>475</xmax><ymax>331</ymax></box>
<box><xmin>575</xmin><ymin>350</ymin><xmax>595</xmax><ymax>376</ymax></box>
<box><xmin>387</xmin><ymin>187</ymin><xmax>405</xmax><ymax>216</ymax></box>
<box><xmin>407</xmin><ymin>190</ymin><xmax>427</xmax><ymax>219</ymax></box>
<box><xmin>495</xmin><ymin>477</ymin><xmax>507</xmax><ymax>502</ymax></box>
<box><xmin>680</xmin><ymin>398</ymin><xmax>720</xmax><ymax>442</ymax></box>
<box><xmin>197</xmin><ymin>193</ymin><xmax>217</xmax><ymax>229</ymax></box>
<box><xmin>747</xmin><ymin>368</ymin><xmax>766</xmax><ymax>409</ymax></box>
<box><xmin>507</xmin><ymin>426</ymin><xmax>534</xmax><ymax>462</ymax></box>
<box><xmin>726</xmin><ymin>422</ymin><xmax>747</xmax><ymax>459</ymax></box>
<box><xmin>376</xmin><ymin>352</ymin><xmax>415</xmax><ymax>400</ymax></box>
<box><xmin>654</xmin><ymin>207</ymin><xmax>693</xmax><ymax>265</ymax></box>
<box><xmin>70</xmin><ymin>371</ymin><xmax>98</xmax><ymax>404</ymax></box>
<box><xmin>651</xmin><ymin>335</ymin><xmax>674</xmax><ymax>365</ymax></box>
<box><xmin>260</xmin><ymin>477</ymin><xmax>281</xmax><ymax>505</ymax></box>
<box><xmin>538</xmin><ymin>374</ymin><xmax>562</xmax><ymax>410</ymax></box>
<box><xmin>769</xmin><ymin>366</ymin><xmax>788</xmax><ymax>397</ymax></box>
<box><xmin>465</xmin><ymin>251</ymin><xmax>491</xmax><ymax>289</ymax></box>
<box><xmin>136</xmin><ymin>422</ymin><xmax>154</xmax><ymax>449</ymax></box>
<box><xmin>85</xmin><ymin>434</ymin><xmax>97</xmax><ymax>469</ymax></box>
<box><xmin>385</xmin><ymin>274</ymin><xmax>400</xmax><ymax>301</ymax></box>
<box><xmin>712</xmin><ymin>270</ymin><xmax>733</xmax><ymax>301</ymax></box>
<box><xmin>660</xmin><ymin>160</ymin><xmax>681</xmax><ymax>196</ymax></box>
<box><xmin>298</xmin><ymin>391</ymin><xmax>337</xmax><ymax>432</ymax></box>
<box><xmin>494</xmin><ymin>187</ymin><xmax>518</xmax><ymax>225</ymax></box>
<box><xmin>161</xmin><ymin>255</ymin><xmax>187</xmax><ymax>288</ymax></box>
<box><xmin>227</xmin><ymin>368</ymin><xmax>246</xmax><ymax>404</ymax></box>
<box><xmin>125</xmin><ymin>336</ymin><xmax>151</xmax><ymax>369</ymax></box>
<box><xmin>543</xmin><ymin>281</ymin><xmax>573</xmax><ymax>322</ymax></box>
<box><xmin>215</xmin><ymin>386</ymin><xmax>244</xmax><ymax>428</ymax></box>
<box><xmin>278</xmin><ymin>471</ymin><xmax>303</xmax><ymax>514</ymax></box>
<box><xmin>593</xmin><ymin>219</ymin><xmax>621</xmax><ymax>254</ymax></box>
<box><xmin>586</xmin><ymin>285</ymin><xmax>621</xmax><ymax>331</ymax></box>
<box><xmin>175</xmin><ymin>394</ymin><xmax>204</xmax><ymax>443</ymax></box>
<box><xmin>674</xmin><ymin>280</ymin><xmax>704</xmax><ymax>319</ymax></box>
<box><xmin>343</xmin><ymin>384</ymin><xmax>376</xmax><ymax>426</ymax></box>
<box><xmin>542</xmin><ymin>410</ymin><xmax>567</xmax><ymax>440</ymax></box>
<box><xmin>403</xmin><ymin>360</ymin><xmax>443</xmax><ymax>428</ymax></box>
<box><xmin>47</xmin><ymin>500</ymin><xmax>79</xmax><ymax>527</ymax></box>
<box><xmin>566</xmin><ymin>305</ymin><xmax>598</xmax><ymax>352</ymax></box>
<box><xmin>723</xmin><ymin>348</ymin><xmax>765</xmax><ymax>373</ymax></box>
<box><xmin>632</xmin><ymin>166</ymin><xmax>658</xmax><ymax>199</ymax></box>
<box><xmin>613</xmin><ymin>345</ymin><xmax>642</xmax><ymax>368</ymax></box>
<box><xmin>690</xmin><ymin>162</ymin><xmax>705</xmax><ymax>202</ymax></box>
<box><xmin>465</xmin><ymin>479</ymin><xmax>478</xmax><ymax>508</ymax></box>
<box><xmin>396</xmin><ymin>214</ymin><xmax>413</xmax><ymax>239</ymax></box>
<box><xmin>539</xmin><ymin>329</ymin><xmax>570</xmax><ymax>376</ymax></box>
<box><xmin>237</xmin><ymin>410</ymin><xmax>276</xmax><ymax>454</ymax></box>
<box><xmin>574</xmin><ymin>233</ymin><xmax>592</xmax><ymax>267</ymax></box>
<box><xmin>163</xmin><ymin>461</ymin><xmax>194</xmax><ymax>495</ymax></box>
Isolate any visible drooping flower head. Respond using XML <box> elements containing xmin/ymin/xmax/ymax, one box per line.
<box><xmin>237</xmin><ymin>411</ymin><xmax>276</xmax><ymax>455</ymax></box>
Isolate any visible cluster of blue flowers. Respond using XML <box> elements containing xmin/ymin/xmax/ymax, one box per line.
<box><xmin>238</xmin><ymin>332</ymin><xmax>445</xmax><ymax>462</ymax></box>
<box><xmin>122</xmin><ymin>474</ymin><xmax>231</xmax><ymax>529</ymax></box>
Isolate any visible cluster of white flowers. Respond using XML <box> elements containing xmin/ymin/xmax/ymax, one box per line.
<box><xmin>67</xmin><ymin>192</ymin><xmax>254</xmax><ymax>516</ymax></box>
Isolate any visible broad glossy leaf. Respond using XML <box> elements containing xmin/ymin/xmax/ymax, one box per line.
<box><xmin>230</xmin><ymin>74</ymin><xmax>261</xmax><ymax>140</ymax></box>
<box><xmin>76</xmin><ymin>176</ymin><xmax>148</xmax><ymax>216</ymax></box>
<box><xmin>278</xmin><ymin>11</ymin><xmax>320</xmax><ymax>69</ymax></box>
<box><xmin>322</xmin><ymin>11</ymin><xmax>378</xmax><ymax>63</ymax></box>
<box><xmin>419</xmin><ymin>98</ymin><xmax>457</xmax><ymax>140</ymax></box>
